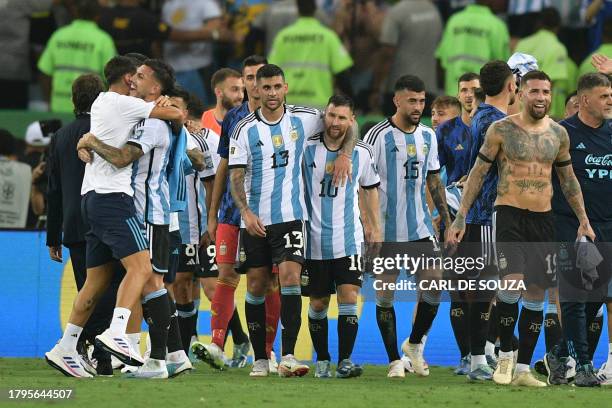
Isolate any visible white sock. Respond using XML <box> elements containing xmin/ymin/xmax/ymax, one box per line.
<box><xmin>485</xmin><ymin>341</ymin><xmax>496</xmax><ymax>356</ymax></box>
<box><xmin>421</xmin><ymin>335</ymin><xmax>428</xmax><ymax>347</ymax></box>
<box><xmin>470</xmin><ymin>354</ymin><xmax>487</xmax><ymax>371</ymax></box>
<box><xmin>499</xmin><ymin>350</ymin><xmax>514</xmax><ymax>360</ymax></box>
<box><xmin>109</xmin><ymin>307</ymin><xmax>131</xmax><ymax>335</ymax></box>
<box><xmin>166</xmin><ymin>350</ymin><xmax>186</xmax><ymax>363</ymax></box>
<box><xmin>58</xmin><ymin>323</ymin><xmax>83</xmax><ymax>351</ymax></box>
<box><xmin>127</xmin><ymin>333</ymin><xmax>141</xmax><ymax>355</ymax></box>
<box><xmin>515</xmin><ymin>363</ymin><xmax>530</xmax><ymax>373</ymax></box>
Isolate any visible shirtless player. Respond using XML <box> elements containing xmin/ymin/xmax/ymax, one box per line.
<box><xmin>448</xmin><ymin>70</ymin><xmax>596</xmax><ymax>387</ymax></box>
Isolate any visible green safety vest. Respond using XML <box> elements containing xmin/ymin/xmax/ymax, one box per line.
<box><xmin>436</xmin><ymin>4</ymin><xmax>510</xmax><ymax>97</ymax></box>
<box><xmin>269</xmin><ymin>17</ymin><xmax>353</xmax><ymax>109</ymax></box>
<box><xmin>38</xmin><ymin>20</ymin><xmax>116</xmax><ymax>113</ymax></box>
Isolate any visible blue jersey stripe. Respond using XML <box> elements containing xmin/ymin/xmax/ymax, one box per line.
<box><xmin>344</xmin><ymin>151</ymin><xmax>358</xmax><ymax>255</ymax></box>
<box><xmin>421</xmin><ymin>131</ymin><xmax>434</xmax><ymax>237</ymax></box>
<box><xmin>405</xmin><ymin>132</ymin><xmax>417</xmax><ymax>241</ymax></box>
<box><xmin>290</xmin><ymin>116</ymin><xmax>305</xmax><ymax>221</ymax></box>
<box><xmin>270</xmin><ymin>123</ymin><xmax>286</xmax><ymax>225</ymax></box>
<box><xmin>384</xmin><ymin>131</ymin><xmax>397</xmax><ymax>241</ymax></box>
<box><xmin>247</xmin><ymin>126</ymin><xmax>263</xmax><ymax>216</ymax></box>
<box><xmin>303</xmin><ymin>145</ymin><xmax>315</xmax><ymax>259</ymax></box>
<box><xmin>321</xmin><ymin>150</ymin><xmax>335</xmax><ymax>258</ymax></box>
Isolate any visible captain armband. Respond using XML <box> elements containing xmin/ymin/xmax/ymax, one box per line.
<box><xmin>554</xmin><ymin>159</ymin><xmax>572</xmax><ymax>167</ymax></box>
<box><xmin>477</xmin><ymin>152</ymin><xmax>494</xmax><ymax>164</ymax></box>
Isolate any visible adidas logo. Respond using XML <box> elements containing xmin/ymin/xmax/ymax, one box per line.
<box><xmin>118</xmin><ymin>315</ymin><xmax>125</xmax><ymax>320</ymax></box>
<box><xmin>186</xmin><ymin>259</ymin><xmax>196</xmax><ymax>265</ymax></box>
<box><xmin>71</xmin><ymin>334</ymin><xmax>78</xmax><ymax>338</ymax></box>
<box><xmin>391</xmin><ymin>146</ymin><xmax>399</xmax><ymax>152</ymax></box>
<box><xmin>455</xmin><ymin>144</ymin><xmax>464</xmax><ymax>151</ymax></box>
<box><xmin>293</xmin><ymin>250</ymin><xmax>302</xmax><ymax>256</ymax></box>
<box><xmin>308</xmin><ymin>162</ymin><xmax>316</xmax><ymax>168</ymax></box>
<box><xmin>576</xmin><ymin>142</ymin><xmax>586</xmax><ymax>149</ymax></box>
<box><xmin>256</xmin><ymin>140</ymin><xmax>264</xmax><ymax>147</ymax></box>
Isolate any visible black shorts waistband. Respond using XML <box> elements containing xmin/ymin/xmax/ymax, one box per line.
<box><xmin>494</xmin><ymin>205</ymin><xmax>553</xmax><ymax>218</ymax></box>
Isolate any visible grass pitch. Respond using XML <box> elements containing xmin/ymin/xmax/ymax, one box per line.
<box><xmin>0</xmin><ymin>359</ymin><xmax>610</xmax><ymax>408</ymax></box>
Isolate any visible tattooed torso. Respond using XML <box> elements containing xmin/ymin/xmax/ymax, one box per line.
<box><xmin>494</xmin><ymin>116</ymin><xmax>563</xmax><ymax>211</ymax></box>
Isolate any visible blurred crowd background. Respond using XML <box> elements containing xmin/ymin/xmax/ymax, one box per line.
<box><xmin>0</xmin><ymin>0</ymin><xmax>610</xmax><ymax>228</ymax></box>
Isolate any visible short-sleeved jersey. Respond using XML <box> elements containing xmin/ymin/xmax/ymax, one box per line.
<box><xmin>435</xmin><ymin>4</ymin><xmax>510</xmax><ymax>96</ymax></box>
<box><xmin>436</xmin><ymin>116</ymin><xmax>472</xmax><ymax>185</ymax></box>
<box><xmin>552</xmin><ymin>115</ymin><xmax>612</xmax><ymax>223</ymax></box>
<box><xmin>82</xmin><ymin>92</ymin><xmax>155</xmax><ymax>196</ymax></box>
<box><xmin>37</xmin><ymin>20</ymin><xmax>116</xmax><ymax>113</ymax></box>
<box><xmin>364</xmin><ymin>119</ymin><xmax>440</xmax><ymax>242</ymax></box>
<box><xmin>218</xmin><ymin>102</ymin><xmax>251</xmax><ymax>226</ymax></box>
<box><xmin>466</xmin><ymin>103</ymin><xmax>506</xmax><ymax>226</ymax></box>
<box><xmin>303</xmin><ymin>135</ymin><xmax>380</xmax><ymax>260</ymax></box>
<box><xmin>268</xmin><ymin>17</ymin><xmax>353</xmax><ymax>109</ymax></box>
<box><xmin>229</xmin><ymin>105</ymin><xmax>323</xmax><ymax>226</ymax></box>
<box><xmin>178</xmin><ymin>129</ymin><xmax>218</xmax><ymax>244</ymax></box>
<box><xmin>127</xmin><ymin>118</ymin><xmax>172</xmax><ymax>225</ymax></box>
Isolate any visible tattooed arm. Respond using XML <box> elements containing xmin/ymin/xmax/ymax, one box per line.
<box><xmin>333</xmin><ymin>120</ymin><xmax>358</xmax><ymax>187</ymax></box>
<box><xmin>448</xmin><ymin>122</ymin><xmax>503</xmax><ymax>244</ymax></box>
<box><xmin>77</xmin><ymin>132</ymin><xmax>143</xmax><ymax>168</ymax></box>
<box><xmin>554</xmin><ymin>127</ymin><xmax>596</xmax><ymax>241</ymax></box>
<box><xmin>426</xmin><ymin>172</ymin><xmax>451</xmax><ymax>230</ymax></box>
<box><xmin>230</xmin><ymin>167</ymin><xmax>266</xmax><ymax>237</ymax></box>
<box><xmin>187</xmin><ymin>148</ymin><xmax>205</xmax><ymax>171</ymax></box>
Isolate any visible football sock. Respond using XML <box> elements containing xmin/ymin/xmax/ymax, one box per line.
<box><xmin>245</xmin><ymin>292</ymin><xmax>267</xmax><ymax>360</ymax></box>
<box><xmin>143</xmin><ymin>289</ymin><xmax>171</xmax><ymax>360</ymax></box>
<box><xmin>409</xmin><ymin>293</ymin><xmax>440</xmax><ymax>345</ymax></box>
<box><xmin>450</xmin><ymin>300</ymin><xmax>470</xmax><ymax>358</ymax></box>
<box><xmin>265</xmin><ymin>288</ymin><xmax>281</xmax><ymax>357</ymax></box>
<box><xmin>375</xmin><ymin>301</ymin><xmax>400</xmax><ymax>362</ymax></box>
<box><xmin>166</xmin><ymin>294</ymin><xmax>183</xmax><ymax>354</ymax></box>
<box><xmin>280</xmin><ymin>286</ymin><xmax>302</xmax><ymax>356</ymax></box>
<box><xmin>109</xmin><ymin>307</ymin><xmax>131</xmax><ymax>335</ymax></box>
<box><xmin>59</xmin><ymin>323</ymin><xmax>83</xmax><ymax>351</ymax></box>
<box><xmin>211</xmin><ymin>282</ymin><xmax>237</xmax><ymax>349</ymax></box>
<box><xmin>544</xmin><ymin>303</ymin><xmax>562</xmax><ymax>353</ymax></box>
<box><xmin>176</xmin><ymin>301</ymin><xmax>196</xmax><ymax>355</ymax></box>
<box><xmin>470</xmin><ymin>301</ymin><xmax>491</xmax><ymax>357</ymax></box>
<box><xmin>517</xmin><ymin>301</ymin><xmax>543</xmax><ymax>366</ymax></box>
<box><xmin>496</xmin><ymin>292</ymin><xmax>520</xmax><ymax>353</ymax></box>
<box><xmin>308</xmin><ymin>306</ymin><xmax>330</xmax><ymax>361</ymax></box>
<box><xmin>487</xmin><ymin>303</ymin><xmax>499</xmax><ymax>344</ymax></box>
<box><xmin>338</xmin><ymin>303</ymin><xmax>359</xmax><ymax>363</ymax></box>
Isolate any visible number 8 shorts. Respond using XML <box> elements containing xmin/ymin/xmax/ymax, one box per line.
<box><xmin>240</xmin><ymin>220</ymin><xmax>305</xmax><ymax>269</ymax></box>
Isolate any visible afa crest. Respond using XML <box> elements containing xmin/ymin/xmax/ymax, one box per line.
<box><xmin>325</xmin><ymin>162</ymin><xmax>335</xmax><ymax>174</ymax></box>
<box><xmin>289</xmin><ymin>128</ymin><xmax>299</xmax><ymax>141</ymax></box>
<box><xmin>272</xmin><ymin>135</ymin><xmax>283</xmax><ymax>147</ymax></box>
<box><xmin>407</xmin><ymin>144</ymin><xmax>417</xmax><ymax>157</ymax></box>
<box><xmin>423</xmin><ymin>144</ymin><xmax>429</xmax><ymax>155</ymax></box>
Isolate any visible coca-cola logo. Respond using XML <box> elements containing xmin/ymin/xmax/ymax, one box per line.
<box><xmin>585</xmin><ymin>154</ymin><xmax>612</xmax><ymax>166</ymax></box>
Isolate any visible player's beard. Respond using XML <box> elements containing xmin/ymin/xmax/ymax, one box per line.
<box><xmin>221</xmin><ymin>94</ymin><xmax>241</xmax><ymax>111</ymax></box>
<box><xmin>403</xmin><ymin>111</ymin><xmax>421</xmax><ymax>126</ymax></box>
<box><xmin>528</xmin><ymin>101</ymin><xmax>549</xmax><ymax>120</ymax></box>
<box><xmin>325</xmin><ymin>125</ymin><xmax>346</xmax><ymax>142</ymax></box>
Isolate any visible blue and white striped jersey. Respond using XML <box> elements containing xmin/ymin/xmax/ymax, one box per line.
<box><xmin>178</xmin><ymin>128</ymin><xmax>218</xmax><ymax>244</ymax></box>
<box><xmin>303</xmin><ymin>135</ymin><xmax>380</xmax><ymax>260</ymax></box>
<box><xmin>446</xmin><ymin>183</ymin><xmax>462</xmax><ymax>218</ymax></box>
<box><xmin>228</xmin><ymin>105</ymin><xmax>323</xmax><ymax>227</ymax></box>
<box><xmin>128</xmin><ymin>118</ymin><xmax>172</xmax><ymax>225</ymax></box>
<box><xmin>364</xmin><ymin>119</ymin><xmax>440</xmax><ymax>242</ymax></box>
